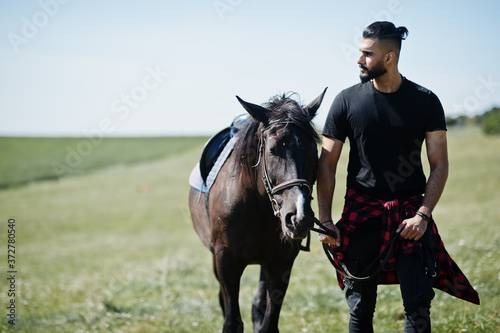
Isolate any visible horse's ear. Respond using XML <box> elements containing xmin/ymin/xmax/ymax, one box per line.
<box><xmin>236</xmin><ymin>96</ymin><xmax>270</xmax><ymax>124</ymax></box>
<box><xmin>305</xmin><ymin>87</ymin><xmax>328</xmax><ymax>119</ymax></box>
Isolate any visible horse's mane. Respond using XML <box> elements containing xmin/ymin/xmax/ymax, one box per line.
<box><xmin>233</xmin><ymin>92</ymin><xmax>320</xmax><ymax>184</ymax></box>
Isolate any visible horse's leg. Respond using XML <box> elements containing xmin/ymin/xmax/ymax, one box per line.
<box><xmin>258</xmin><ymin>263</ymin><xmax>295</xmax><ymax>333</ymax></box>
<box><xmin>252</xmin><ymin>268</ymin><xmax>267</xmax><ymax>332</ymax></box>
<box><xmin>213</xmin><ymin>254</ymin><xmax>225</xmax><ymax>315</ymax></box>
<box><xmin>214</xmin><ymin>247</ymin><xmax>246</xmax><ymax>333</ymax></box>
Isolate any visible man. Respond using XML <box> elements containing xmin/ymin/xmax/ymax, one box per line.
<box><xmin>317</xmin><ymin>21</ymin><xmax>479</xmax><ymax>333</ymax></box>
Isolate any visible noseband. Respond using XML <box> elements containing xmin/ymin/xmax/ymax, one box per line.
<box><xmin>256</xmin><ymin>120</ymin><xmax>313</xmax><ymax>218</ymax></box>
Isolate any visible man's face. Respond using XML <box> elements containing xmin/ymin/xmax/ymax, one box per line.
<box><xmin>357</xmin><ymin>37</ymin><xmax>387</xmax><ymax>83</ymax></box>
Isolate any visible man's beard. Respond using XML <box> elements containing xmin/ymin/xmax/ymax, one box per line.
<box><xmin>359</xmin><ymin>59</ymin><xmax>387</xmax><ymax>83</ymax></box>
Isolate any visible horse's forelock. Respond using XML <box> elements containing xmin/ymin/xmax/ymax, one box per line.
<box><xmin>233</xmin><ymin>93</ymin><xmax>319</xmax><ymax>185</ymax></box>
<box><xmin>264</xmin><ymin>93</ymin><xmax>319</xmax><ymax>143</ymax></box>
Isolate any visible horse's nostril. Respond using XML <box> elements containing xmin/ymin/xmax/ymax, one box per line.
<box><xmin>285</xmin><ymin>212</ymin><xmax>295</xmax><ymax>228</ymax></box>
<box><xmin>286</xmin><ymin>212</ymin><xmax>314</xmax><ymax>231</ymax></box>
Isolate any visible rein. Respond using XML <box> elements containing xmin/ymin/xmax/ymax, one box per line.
<box><xmin>255</xmin><ymin>119</ymin><xmax>398</xmax><ymax>279</ymax></box>
<box><xmin>200</xmin><ymin>110</ymin><xmax>406</xmax><ymax>282</ymax></box>
<box><xmin>311</xmin><ymin>220</ymin><xmax>401</xmax><ymax>282</ymax></box>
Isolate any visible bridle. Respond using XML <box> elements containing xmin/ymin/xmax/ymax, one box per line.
<box><xmin>255</xmin><ymin>119</ymin><xmax>314</xmax><ymax>218</ymax></box>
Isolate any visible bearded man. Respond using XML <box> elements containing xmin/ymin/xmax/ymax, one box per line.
<box><xmin>317</xmin><ymin>21</ymin><xmax>479</xmax><ymax>333</ymax></box>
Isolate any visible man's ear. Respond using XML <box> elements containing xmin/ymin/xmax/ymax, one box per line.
<box><xmin>385</xmin><ymin>51</ymin><xmax>396</xmax><ymax>63</ymax></box>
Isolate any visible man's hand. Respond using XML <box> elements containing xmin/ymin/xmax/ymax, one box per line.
<box><xmin>396</xmin><ymin>215</ymin><xmax>428</xmax><ymax>241</ymax></box>
<box><xmin>318</xmin><ymin>221</ymin><xmax>341</xmax><ymax>247</ymax></box>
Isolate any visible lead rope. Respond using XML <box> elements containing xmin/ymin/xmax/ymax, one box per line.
<box><xmin>310</xmin><ymin>219</ymin><xmax>401</xmax><ymax>282</ymax></box>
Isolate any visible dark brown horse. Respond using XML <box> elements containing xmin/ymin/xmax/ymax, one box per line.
<box><xmin>189</xmin><ymin>89</ymin><xmax>327</xmax><ymax>333</ymax></box>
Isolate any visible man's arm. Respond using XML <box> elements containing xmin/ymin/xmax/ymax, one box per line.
<box><xmin>397</xmin><ymin>130</ymin><xmax>449</xmax><ymax>240</ymax></box>
<box><xmin>317</xmin><ymin>136</ymin><xmax>343</xmax><ymax>246</ymax></box>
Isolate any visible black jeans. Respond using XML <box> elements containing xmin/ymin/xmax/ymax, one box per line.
<box><xmin>344</xmin><ymin>216</ymin><xmax>435</xmax><ymax>333</ymax></box>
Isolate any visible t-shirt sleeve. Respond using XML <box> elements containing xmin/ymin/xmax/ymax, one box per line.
<box><xmin>425</xmin><ymin>92</ymin><xmax>447</xmax><ymax>132</ymax></box>
<box><xmin>322</xmin><ymin>91</ymin><xmax>348</xmax><ymax>142</ymax></box>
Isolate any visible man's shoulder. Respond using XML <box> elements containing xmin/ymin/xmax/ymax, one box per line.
<box><xmin>337</xmin><ymin>81</ymin><xmax>370</xmax><ymax>99</ymax></box>
<box><xmin>403</xmin><ymin>77</ymin><xmax>435</xmax><ymax>96</ymax></box>
<box><xmin>342</xmin><ymin>81</ymin><xmax>369</xmax><ymax>92</ymax></box>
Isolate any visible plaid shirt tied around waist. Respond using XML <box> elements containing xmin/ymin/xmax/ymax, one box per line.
<box><xmin>331</xmin><ymin>189</ymin><xmax>480</xmax><ymax>305</ymax></box>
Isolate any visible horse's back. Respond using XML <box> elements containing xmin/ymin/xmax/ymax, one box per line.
<box><xmin>189</xmin><ymin>187</ymin><xmax>213</xmax><ymax>252</ymax></box>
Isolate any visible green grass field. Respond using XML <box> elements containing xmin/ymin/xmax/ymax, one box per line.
<box><xmin>0</xmin><ymin>128</ymin><xmax>499</xmax><ymax>332</ymax></box>
<box><xmin>0</xmin><ymin>137</ymin><xmax>207</xmax><ymax>189</ymax></box>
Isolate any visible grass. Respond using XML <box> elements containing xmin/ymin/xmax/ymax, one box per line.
<box><xmin>0</xmin><ymin>127</ymin><xmax>499</xmax><ymax>332</ymax></box>
<box><xmin>0</xmin><ymin>136</ymin><xmax>207</xmax><ymax>189</ymax></box>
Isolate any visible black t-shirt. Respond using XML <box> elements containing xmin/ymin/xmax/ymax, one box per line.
<box><xmin>323</xmin><ymin>77</ymin><xmax>446</xmax><ymax>199</ymax></box>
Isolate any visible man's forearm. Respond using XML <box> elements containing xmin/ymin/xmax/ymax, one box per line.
<box><xmin>419</xmin><ymin>130</ymin><xmax>449</xmax><ymax>217</ymax></box>
<box><xmin>419</xmin><ymin>163</ymin><xmax>448</xmax><ymax>216</ymax></box>
<box><xmin>317</xmin><ymin>137</ymin><xmax>343</xmax><ymax>223</ymax></box>
<box><xmin>317</xmin><ymin>162</ymin><xmax>336</xmax><ymax>222</ymax></box>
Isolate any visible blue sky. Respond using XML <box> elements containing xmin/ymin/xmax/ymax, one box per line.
<box><xmin>1</xmin><ymin>0</ymin><xmax>499</xmax><ymax>136</ymax></box>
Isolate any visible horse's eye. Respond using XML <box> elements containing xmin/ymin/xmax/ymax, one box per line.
<box><xmin>269</xmin><ymin>141</ymin><xmax>287</xmax><ymax>157</ymax></box>
<box><xmin>269</xmin><ymin>146</ymin><xmax>280</xmax><ymax>155</ymax></box>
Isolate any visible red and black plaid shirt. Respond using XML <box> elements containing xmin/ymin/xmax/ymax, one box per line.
<box><xmin>331</xmin><ymin>188</ymin><xmax>480</xmax><ymax>305</ymax></box>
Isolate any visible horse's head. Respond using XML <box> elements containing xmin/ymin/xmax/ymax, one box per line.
<box><xmin>235</xmin><ymin>89</ymin><xmax>327</xmax><ymax>240</ymax></box>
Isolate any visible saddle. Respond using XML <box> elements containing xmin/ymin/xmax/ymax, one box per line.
<box><xmin>199</xmin><ymin>127</ymin><xmax>231</xmax><ymax>184</ymax></box>
<box><xmin>199</xmin><ymin>114</ymin><xmax>249</xmax><ymax>184</ymax></box>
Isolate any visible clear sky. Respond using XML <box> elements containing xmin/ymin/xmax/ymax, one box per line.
<box><xmin>1</xmin><ymin>0</ymin><xmax>499</xmax><ymax>136</ymax></box>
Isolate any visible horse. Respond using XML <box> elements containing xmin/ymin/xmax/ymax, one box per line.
<box><xmin>189</xmin><ymin>89</ymin><xmax>327</xmax><ymax>333</ymax></box>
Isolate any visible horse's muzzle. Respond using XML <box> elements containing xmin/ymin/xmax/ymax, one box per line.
<box><xmin>284</xmin><ymin>211</ymin><xmax>315</xmax><ymax>239</ymax></box>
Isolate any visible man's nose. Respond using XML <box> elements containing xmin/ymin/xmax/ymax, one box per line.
<box><xmin>357</xmin><ymin>54</ymin><xmax>364</xmax><ymax>65</ymax></box>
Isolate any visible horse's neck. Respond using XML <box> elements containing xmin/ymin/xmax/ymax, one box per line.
<box><xmin>226</xmin><ymin>152</ymin><xmax>265</xmax><ymax>199</ymax></box>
